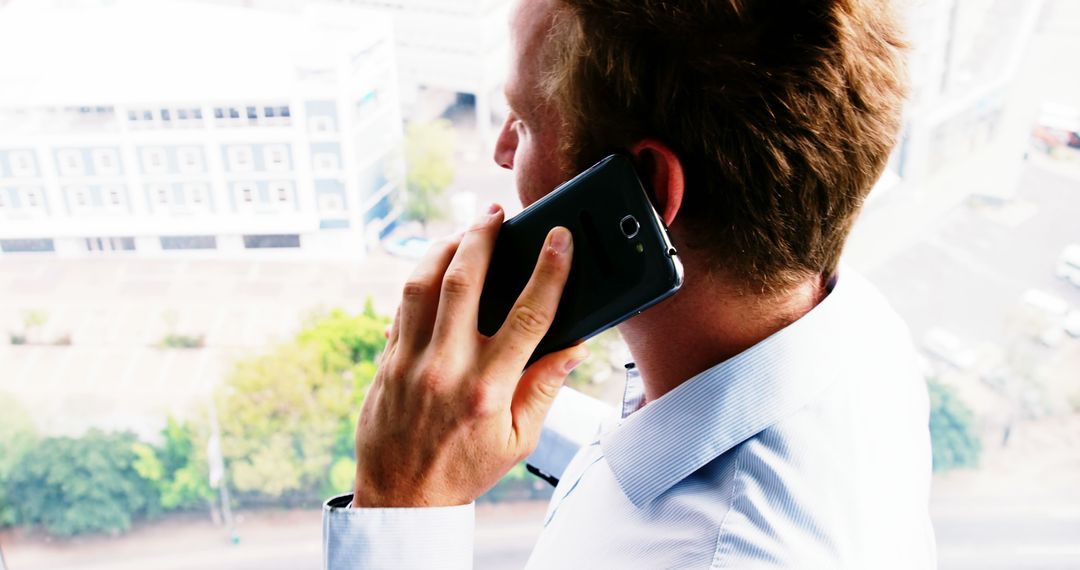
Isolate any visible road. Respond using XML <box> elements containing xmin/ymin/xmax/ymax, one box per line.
<box><xmin>5</xmin><ymin>413</ymin><xmax>1080</xmax><ymax>570</ymax></box>
<box><xmin>864</xmin><ymin>165</ymin><xmax>1080</xmax><ymax>349</ymax></box>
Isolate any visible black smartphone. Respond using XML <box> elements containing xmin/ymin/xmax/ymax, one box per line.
<box><xmin>477</xmin><ymin>154</ymin><xmax>683</xmax><ymax>361</ymax></box>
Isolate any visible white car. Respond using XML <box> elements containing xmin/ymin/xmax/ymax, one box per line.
<box><xmin>1056</xmin><ymin>244</ymin><xmax>1080</xmax><ymax>288</ymax></box>
<box><xmin>1065</xmin><ymin>311</ymin><xmax>1080</xmax><ymax>338</ymax></box>
<box><xmin>922</xmin><ymin>328</ymin><xmax>978</xmax><ymax>371</ymax></box>
<box><xmin>384</xmin><ymin>236</ymin><xmax>432</xmax><ymax>260</ymax></box>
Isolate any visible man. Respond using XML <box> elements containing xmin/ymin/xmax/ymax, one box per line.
<box><xmin>323</xmin><ymin>0</ymin><xmax>936</xmax><ymax>567</ymax></box>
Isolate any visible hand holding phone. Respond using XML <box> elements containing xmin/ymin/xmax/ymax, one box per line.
<box><xmin>353</xmin><ymin>206</ymin><xmax>588</xmax><ymax>508</ymax></box>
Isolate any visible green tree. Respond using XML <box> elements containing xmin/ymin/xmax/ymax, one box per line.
<box><xmin>6</xmin><ymin>430</ymin><xmax>159</xmax><ymax>536</ymax></box>
<box><xmin>217</xmin><ymin>306</ymin><xmax>388</xmax><ymax>502</ymax></box>
<box><xmin>0</xmin><ymin>393</ymin><xmax>38</xmax><ymax>527</ymax></box>
<box><xmin>10</xmin><ymin>309</ymin><xmax>47</xmax><ymax>344</ymax></box>
<box><xmin>928</xmin><ymin>379</ymin><xmax>983</xmax><ymax>472</ymax></box>
<box><xmin>137</xmin><ymin>418</ymin><xmax>214</xmax><ymax>511</ymax></box>
<box><xmin>402</xmin><ymin>119</ymin><xmax>456</xmax><ymax>231</ymax></box>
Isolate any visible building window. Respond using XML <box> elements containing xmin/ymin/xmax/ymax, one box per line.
<box><xmin>10</xmin><ymin>151</ymin><xmax>36</xmax><ymax>177</ymax></box>
<box><xmin>160</xmin><ymin>235</ymin><xmax>217</xmax><ymax>250</ymax></box>
<box><xmin>142</xmin><ymin>110</ymin><xmax>153</xmax><ymax>121</ymax></box>
<box><xmin>177</xmin><ymin>147</ymin><xmax>204</xmax><ymax>173</ymax></box>
<box><xmin>318</xmin><ymin>193</ymin><xmax>344</xmax><ymax>213</ymax></box>
<box><xmin>92</xmin><ymin>148</ymin><xmax>120</xmax><ymax>176</ymax></box>
<box><xmin>229</xmin><ymin>107</ymin><xmax>240</xmax><ymax>119</ymax></box>
<box><xmin>226</xmin><ymin>146</ymin><xmax>254</xmax><ymax>172</ymax></box>
<box><xmin>279</xmin><ymin>106</ymin><xmax>290</xmax><ymax>118</ymax></box>
<box><xmin>264</xmin><ymin>106</ymin><xmax>275</xmax><ymax>118</ymax></box>
<box><xmin>57</xmin><ymin>149</ymin><xmax>85</xmax><ymax>177</ymax></box>
<box><xmin>264</xmin><ymin>145</ymin><xmax>289</xmax><ymax>171</ymax></box>
<box><xmin>243</xmin><ymin>234</ymin><xmax>300</xmax><ymax>249</ymax></box>
<box><xmin>235</xmin><ymin>182</ymin><xmax>257</xmax><ymax>210</ymax></box>
<box><xmin>177</xmin><ymin>109</ymin><xmax>188</xmax><ymax>120</ymax></box>
<box><xmin>0</xmin><ymin>191</ymin><xmax>5</xmax><ymax>209</ymax></box>
<box><xmin>184</xmin><ymin>183</ymin><xmax>207</xmax><ymax>206</ymax></box>
<box><xmin>271</xmin><ymin>181</ymin><xmax>293</xmax><ymax>206</ymax></box>
<box><xmin>23</xmin><ymin>187</ymin><xmax>41</xmax><ymax>209</ymax></box>
<box><xmin>192</xmin><ymin>108</ymin><xmax>203</xmax><ymax>120</ymax></box>
<box><xmin>141</xmin><ymin>147</ymin><xmax>168</xmax><ymax>174</ymax></box>
<box><xmin>0</xmin><ymin>239</ymin><xmax>55</xmax><ymax>253</ymax></box>
<box><xmin>67</xmin><ymin>186</ymin><xmax>90</xmax><ymax>209</ymax></box>
<box><xmin>160</xmin><ymin>109</ymin><xmax>171</xmax><ymax>121</ymax></box>
<box><xmin>214</xmin><ymin>107</ymin><xmax>224</xmax><ymax>119</ymax></box>
<box><xmin>148</xmin><ymin>183</ymin><xmax>170</xmax><ymax>206</ymax></box>
<box><xmin>246</xmin><ymin>106</ymin><xmax>257</xmax><ymax>120</ymax></box>
<box><xmin>127</xmin><ymin>110</ymin><xmax>138</xmax><ymax>121</ymax></box>
<box><xmin>84</xmin><ymin>236</ymin><xmax>136</xmax><ymax>252</ymax></box>
<box><xmin>313</xmin><ymin>152</ymin><xmax>340</xmax><ymax>172</ymax></box>
<box><xmin>310</xmin><ymin>116</ymin><xmax>334</xmax><ymax>133</ymax></box>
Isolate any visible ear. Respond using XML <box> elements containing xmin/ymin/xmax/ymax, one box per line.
<box><xmin>629</xmin><ymin>140</ymin><xmax>684</xmax><ymax>227</ymax></box>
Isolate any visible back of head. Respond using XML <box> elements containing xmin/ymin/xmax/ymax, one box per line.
<box><xmin>542</xmin><ymin>0</ymin><xmax>908</xmax><ymax>294</ymax></box>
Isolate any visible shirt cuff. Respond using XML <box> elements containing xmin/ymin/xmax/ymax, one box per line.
<box><xmin>322</xmin><ymin>493</ymin><xmax>474</xmax><ymax>569</ymax></box>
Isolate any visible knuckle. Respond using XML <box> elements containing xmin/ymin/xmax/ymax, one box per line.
<box><xmin>533</xmin><ymin>373</ymin><xmax>561</xmax><ymax>403</ymax></box>
<box><xmin>508</xmin><ymin>303</ymin><xmax>550</xmax><ymax>337</ymax></box>
<box><xmin>416</xmin><ymin>367</ymin><xmax>447</xmax><ymax>392</ymax></box>
<box><xmin>441</xmin><ymin>266</ymin><xmax>475</xmax><ymax>298</ymax></box>
<box><xmin>402</xmin><ymin>279</ymin><xmax>430</xmax><ymax>301</ymax></box>
<box><xmin>466</xmin><ymin>386</ymin><xmax>500</xmax><ymax>419</ymax></box>
<box><xmin>465</xmin><ymin>218</ymin><xmax>490</xmax><ymax>234</ymax></box>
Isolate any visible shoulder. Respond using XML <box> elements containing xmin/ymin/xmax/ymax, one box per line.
<box><xmin>710</xmin><ymin>273</ymin><xmax>937</xmax><ymax>568</ymax></box>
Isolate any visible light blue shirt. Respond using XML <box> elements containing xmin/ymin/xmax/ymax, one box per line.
<box><xmin>323</xmin><ymin>267</ymin><xmax>937</xmax><ymax>568</ymax></box>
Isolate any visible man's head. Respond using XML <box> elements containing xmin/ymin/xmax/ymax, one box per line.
<box><xmin>496</xmin><ymin>0</ymin><xmax>907</xmax><ymax>294</ymax></box>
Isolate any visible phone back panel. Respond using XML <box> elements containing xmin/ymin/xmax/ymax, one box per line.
<box><xmin>477</xmin><ymin>155</ymin><xmax>682</xmax><ymax>359</ymax></box>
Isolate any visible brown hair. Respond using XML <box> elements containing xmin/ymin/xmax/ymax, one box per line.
<box><xmin>541</xmin><ymin>0</ymin><xmax>907</xmax><ymax>293</ymax></box>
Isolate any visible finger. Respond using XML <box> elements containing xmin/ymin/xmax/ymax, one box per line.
<box><xmin>510</xmin><ymin>343</ymin><xmax>589</xmax><ymax>450</ymax></box>
<box><xmin>488</xmin><ymin>226</ymin><xmax>573</xmax><ymax>375</ymax></box>
<box><xmin>386</xmin><ymin>305</ymin><xmax>400</xmax><ymax>343</ymax></box>
<box><xmin>398</xmin><ymin>235</ymin><xmax>462</xmax><ymax>353</ymax></box>
<box><xmin>378</xmin><ymin>306</ymin><xmax>401</xmax><ymax>368</ymax></box>
<box><xmin>432</xmin><ymin>204</ymin><xmax>504</xmax><ymax>343</ymax></box>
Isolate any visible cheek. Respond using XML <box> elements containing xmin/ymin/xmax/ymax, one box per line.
<box><xmin>515</xmin><ymin>136</ymin><xmax>569</xmax><ymax>208</ymax></box>
<box><xmin>513</xmin><ymin>139</ymin><xmax>544</xmax><ymax>207</ymax></box>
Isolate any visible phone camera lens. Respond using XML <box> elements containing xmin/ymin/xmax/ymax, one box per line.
<box><xmin>619</xmin><ymin>215</ymin><xmax>640</xmax><ymax>239</ymax></box>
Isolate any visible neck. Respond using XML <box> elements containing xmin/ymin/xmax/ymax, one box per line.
<box><xmin>617</xmin><ymin>260</ymin><xmax>828</xmax><ymax>404</ymax></box>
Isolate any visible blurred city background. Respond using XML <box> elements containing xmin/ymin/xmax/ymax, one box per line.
<box><xmin>0</xmin><ymin>0</ymin><xmax>1078</xmax><ymax>568</ymax></box>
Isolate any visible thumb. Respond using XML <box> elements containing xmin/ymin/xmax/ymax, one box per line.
<box><xmin>510</xmin><ymin>344</ymin><xmax>590</xmax><ymax>447</ymax></box>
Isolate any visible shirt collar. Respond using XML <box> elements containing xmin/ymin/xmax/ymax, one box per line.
<box><xmin>601</xmin><ymin>266</ymin><xmax>864</xmax><ymax>507</ymax></box>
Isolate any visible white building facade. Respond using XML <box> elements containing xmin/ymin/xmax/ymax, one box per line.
<box><xmin>195</xmin><ymin>0</ymin><xmax>514</xmax><ymax>147</ymax></box>
<box><xmin>0</xmin><ymin>0</ymin><xmax>404</xmax><ymax>258</ymax></box>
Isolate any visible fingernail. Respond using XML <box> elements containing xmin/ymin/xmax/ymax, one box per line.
<box><xmin>487</xmin><ymin>203</ymin><xmax>502</xmax><ymax>217</ymax></box>
<box><xmin>549</xmin><ymin>227</ymin><xmax>571</xmax><ymax>253</ymax></box>
<box><xmin>563</xmin><ymin>347</ymin><xmax>588</xmax><ymax>373</ymax></box>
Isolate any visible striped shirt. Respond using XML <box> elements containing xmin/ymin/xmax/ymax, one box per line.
<box><xmin>323</xmin><ymin>267</ymin><xmax>937</xmax><ymax>568</ymax></box>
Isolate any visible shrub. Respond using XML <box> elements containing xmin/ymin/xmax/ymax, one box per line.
<box><xmin>928</xmin><ymin>379</ymin><xmax>983</xmax><ymax>472</ymax></box>
<box><xmin>6</xmin><ymin>430</ymin><xmax>159</xmax><ymax>536</ymax></box>
<box><xmin>0</xmin><ymin>393</ymin><xmax>38</xmax><ymax>527</ymax></box>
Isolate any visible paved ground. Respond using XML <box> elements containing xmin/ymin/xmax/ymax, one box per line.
<box><xmin>0</xmin><ymin>252</ymin><xmax>416</xmax><ymax>438</ymax></box>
